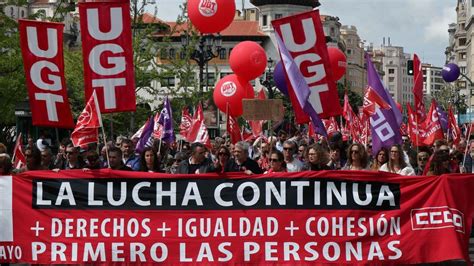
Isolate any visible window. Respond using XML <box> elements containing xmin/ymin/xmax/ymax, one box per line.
<box><xmin>274</xmin><ymin>14</ymin><xmax>282</xmax><ymax>19</ymax></box>
<box><xmin>169</xmin><ymin>48</ymin><xmax>176</xmax><ymax>59</ymax></box>
<box><xmin>21</xmin><ymin>10</ymin><xmax>25</xmax><ymax>18</ymax></box>
<box><xmin>179</xmin><ymin>50</ymin><xmax>186</xmax><ymax>60</ymax></box>
<box><xmin>160</xmin><ymin>49</ymin><xmax>167</xmax><ymax>59</ymax></box>
<box><xmin>262</xmin><ymin>15</ymin><xmax>268</xmax><ymax>26</ymax></box>
<box><xmin>204</xmin><ymin>73</ymin><xmax>216</xmax><ymax>86</ymax></box>
<box><xmin>388</xmin><ymin>68</ymin><xmax>395</xmax><ymax>74</ymax></box>
<box><xmin>220</xmin><ymin>73</ymin><xmax>232</xmax><ymax>78</ymax></box>
<box><xmin>389</xmin><ymin>77</ymin><xmax>395</xmax><ymax>82</ymax></box>
<box><xmin>219</xmin><ymin>48</ymin><xmax>226</xmax><ymax>59</ymax></box>
<box><xmin>160</xmin><ymin>76</ymin><xmax>175</xmax><ymax>87</ymax></box>
<box><xmin>10</xmin><ymin>7</ymin><xmax>14</xmax><ymax>16</ymax></box>
<box><xmin>347</xmin><ymin>49</ymin><xmax>352</xmax><ymax>55</ymax></box>
<box><xmin>228</xmin><ymin>48</ymin><xmax>233</xmax><ymax>57</ymax></box>
<box><xmin>459</xmin><ymin>38</ymin><xmax>467</xmax><ymax>46</ymax></box>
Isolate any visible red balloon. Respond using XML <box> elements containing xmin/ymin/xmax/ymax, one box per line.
<box><xmin>229</xmin><ymin>41</ymin><xmax>267</xmax><ymax>81</ymax></box>
<box><xmin>213</xmin><ymin>74</ymin><xmax>253</xmax><ymax>117</ymax></box>
<box><xmin>327</xmin><ymin>47</ymin><xmax>347</xmax><ymax>81</ymax></box>
<box><xmin>187</xmin><ymin>0</ymin><xmax>235</xmax><ymax>34</ymax></box>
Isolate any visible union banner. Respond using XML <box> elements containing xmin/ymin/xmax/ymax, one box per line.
<box><xmin>0</xmin><ymin>170</ymin><xmax>473</xmax><ymax>264</ymax></box>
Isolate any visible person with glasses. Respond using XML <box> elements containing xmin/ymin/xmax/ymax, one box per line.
<box><xmin>214</xmin><ymin>146</ymin><xmax>232</xmax><ymax>174</ymax></box>
<box><xmin>380</xmin><ymin>144</ymin><xmax>415</xmax><ymax>176</ymax></box>
<box><xmin>415</xmin><ymin>151</ymin><xmax>430</xmax><ymax>175</ymax></box>
<box><xmin>265</xmin><ymin>150</ymin><xmax>286</xmax><ymax>174</ymax></box>
<box><xmin>139</xmin><ymin>147</ymin><xmax>161</xmax><ymax>173</ymax></box>
<box><xmin>402</xmin><ymin>135</ymin><xmax>418</xmax><ymax>169</ymax></box>
<box><xmin>370</xmin><ymin>147</ymin><xmax>389</xmax><ymax>171</ymax></box>
<box><xmin>302</xmin><ymin>144</ymin><xmax>331</xmax><ymax>171</ymax></box>
<box><xmin>62</xmin><ymin>144</ymin><xmax>85</xmax><ymax>170</ymax></box>
<box><xmin>283</xmin><ymin>140</ymin><xmax>304</xmax><ymax>172</ymax></box>
<box><xmin>176</xmin><ymin>142</ymin><xmax>214</xmax><ymax>174</ymax></box>
<box><xmin>342</xmin><ymin>143</ymin><xmax>369</xmax><ymax>170</ymax></box>
<box><xmin>167</xmin><ymin>152</ymin><xmax>188</xmax><ymax>174</ymax></box>
<box><xmin>84</xmin><ymin>150</ymin><xmax>101</xmax><ymax>170</ymax></box>
<box><xmin>13</xmin><ymin>147</ymin><xmax>42</xmax><ymax>173</ymax></box>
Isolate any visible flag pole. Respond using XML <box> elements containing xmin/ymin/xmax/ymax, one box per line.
<box><xmin>93</xmin><ymin>91</ymin><xmax>110</xmax><ymax>168</ymax></box>
<box><xmin>462</xmin><ymin>124</ymin><xmax>472</xmax><ymax>170</ymax></box>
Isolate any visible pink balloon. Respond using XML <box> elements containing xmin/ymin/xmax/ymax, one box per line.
<box><xmin>327</xmin><ymin>47</ymin><xmax>347</xmax><ymax>81</ymax></box>
<box><xmin>187</xmin><ymin>0</ymin><xmax>235</xmax><ymax>34</ymax></box>
<box><xmin>229</xmin><ymin>41</ymin><xmax>267</xmax><ymax>81</ymax></box>
<box><xmin>213</xmin><ymin>74</ymin><xmax>253</xmax><ymax>117</ymax></box>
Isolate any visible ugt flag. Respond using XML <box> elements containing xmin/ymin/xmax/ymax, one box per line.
<box><xmin>366</xmin><ymin>54</ymin><xmax>402</xmax><ymax>155</ymax></box>
<box><xmin>71</xmin><ymin>91</ymin><xmax>103</xmax><ymax>147</ymax></box>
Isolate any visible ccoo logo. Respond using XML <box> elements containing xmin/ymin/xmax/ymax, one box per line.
<box><xmin>199</xmin><ymin>0</ymin><xmax>218</xmax><ymax>17</ymax></box>
<box><xmin>221</xmin><ymin>81</ymin><xmax>237</xmax><ymax>97</ymax></box>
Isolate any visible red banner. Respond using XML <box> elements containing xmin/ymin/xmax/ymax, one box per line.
<box><xmin>408</xmin><ymin>100</ymin><xmax>444</xmax><ymax>146</ymax></box>
<box><xmin>19</xmin><ymin>20</ymin><xmax>74</xmax><ymax>128</ymax></box>
<box><xmin>272</xmin><ymin>10</ymin><xmax>342</xmax><ymax>123</ymax></box>
<box><xmin>1</xmin><ymin>171</ymin><xmax>474</xmax><ymax>264</ymax></box>
<box><xmin>79</xmin><ymin>1</ymin><xmax>136</xmax><ymax>113</ymax></box>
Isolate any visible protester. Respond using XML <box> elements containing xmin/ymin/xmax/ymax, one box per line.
<box><xmin>402</xmin><ymin>135</ymin><xmax>418</xmax><ymax>169</ymax></box>
<box><xmin>62</xmin><ymin>144</ymin><xmax>85</xmax><ymax>170</ymax></box>
<box><xmin>226</xmin><ymin>141</ymin><xmax>263</xmax><ymax>174</ymax></box>
<box><xmin>121</xmin><ymin>139</ymin><xmax>140</xmax><ymax>171</ymax></box>
<box><xmin>84</xmin><ymin>150</ymin><xmax>101</xmax><ymax>170</ymax></box>
<box><xmin>176</xmin><ymin>142</ymin><xmax>214</xmax><ymax>174</ymax></box>
<box><xmin>13</xmin><ymin>147</ymin><xmax>42</xmax><ymax>173</ymax></box>
<box><xmin>0</xmin><ymin>153</ymin><xmax>12</xmax><ymax>174</ymax></box>
<box><xmin>343</xmin><ymin>143</ymin><xmax>369</xmax><ymax>170</ymax></box>
<box><xmin>40</xmin><ymin>147</ymin><xmax>55</xmax><ymax>170</ymax></box>
<box><xmin>265</xmin><ymin>150</ymin><xmax>286</xmax><ymax>173</ymax></box>
<box><xmin>108</xmin><ymin>147</ymin><xmax>132</xmax><ymax>171</ymax></box>
<box><xmin>297</xmin><ymin>143</ymin><xmax>308</xmax><ymax>161</ymax></box>
<box><xmin>283</xmin><ymin>140</ymin><xmax>304</xmax><ymax>172</ymax></box>
<box><xmin>370</xmin><ymin>147</ymin><xmax>389</xmax><ymax>171</ymax></box>
<box><xmin>302</xmin><ymin>144</ymin><xmax>331</xmax><ymax>171</ymax></box>
<box><xmin>256</xmin><ymin>141</ymin><xmax>271</xmax><ymax>171</ymax></box>
<box><xmin>275</xmin><ymin>130</ymin><xmax>288</xmax><ymax>152</ymax></box>
<box><xmin>139</xmin><ymin>147</ymin><xmax>161</xmax><ymax>173</ymax></box>
<box><xmin>214</xmin><ymin>146</ymin><xmax>232</xmax><ymax>174</ymax></box>
<box><xmin>327</xmin><ymin>143</ymin><xmax>345</xmax><ymax>170</ymax></box>
<box><xmin>167</xmin><ymin>152</ymin><xmax>187</xmax><ymax>174</ymax></box>
<box><xmin>415</xmin><ymin>151</ymin><xmax>430</xmax><ymax>175</ymax></box>
<box><xmin>427</xmin><ymin>149</ymin><xmax>452</xmax><ymax>176</ymax></box>
<box><xmin>380</xmin><ymin>144</ymin><xmax>415</xmax><ymax>176</ymax></box>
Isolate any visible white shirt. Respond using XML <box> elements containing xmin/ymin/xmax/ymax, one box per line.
<box><xmin>286</xmin><ymin>158</ymin><xmax>304</xmax><ymax>172</ymax></box>
<box><xmin>379</xmin><ymin>163</ymin><xmax>415</xmax><ymax>176</ymax></box>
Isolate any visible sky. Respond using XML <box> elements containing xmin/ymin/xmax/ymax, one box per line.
<box><xmin>152</xmin><ymin>0</ymin><xmax>457</xmax><ymax>66</ymax></box>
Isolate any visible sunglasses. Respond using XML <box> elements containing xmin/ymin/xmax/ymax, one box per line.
<box><xmin>218</xmin><ymin>152</ymin><xmax>229</xmax><ymax>156</ymax></box>
<box><xmin>283</xmin><ymin>147</ymin><xmax>292</xmax><ymax>151</ymax></box>
<box><xmin>351</xmin><ymin>150</ymin><xmax>359</xmax><ymax>154</ymax></box>
<box><xmin>270</xmin><ymin>158</ymin><xmax>280</xmax><ymax>162</ymax></box>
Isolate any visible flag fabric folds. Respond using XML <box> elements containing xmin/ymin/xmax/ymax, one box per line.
<box><xmin>12</xmin><ymin>133</ymin><xmax>26</xmax><ymax>169</ymax></box>
<box><xmin>179</xmin><ymin>108</ymin><xmax>193</xmax><ymax>141</ymax></box>
<box><xmin>448</xmin><ymin>106</ymin><xmax>461</xmax><ymax>145</ymax></box>
<box><xmin>135</xmin><ymin>116</ymin><xmax>154</xmax><ymax>154</ymax></box>
<box><xmin>187</xmin><ymin>104</ymin><xmax>211</xmax><ymax>148</ymax></box>
<box><xmin>71</xmin><ymin>91</ymin><xmax>103</xmax><ymax>147</ymax></box>
<box><xmin>366</xmin><ymin>54</ymin><xmax>402</xmax><ymax>154</ymax></box>
<box><xmin>154</xmin><ymin>97</ymin><xmax>175</xmax><ymax>144</ymax></box>
<box><xmin>412</xmin><ymin>54</ymin><xmax>426</xmax><ymax>122</ymax></box>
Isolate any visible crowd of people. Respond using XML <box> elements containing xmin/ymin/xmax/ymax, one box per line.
<box><xmin>0</xmin><ymin>130</ymin><xmax>470</xmax><ymax>177</ymax></box>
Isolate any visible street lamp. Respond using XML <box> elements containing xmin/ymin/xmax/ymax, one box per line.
<box><xmin>180</xmin><ymin>32</ymin><xmax>223</xmax><ymax>98</ymax></box>
<box><xmin>260</xmin><ymin>58</ymin><xmax>275</xmax><ymax>98</ymax></box>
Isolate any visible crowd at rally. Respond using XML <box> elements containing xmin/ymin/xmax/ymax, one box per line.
<box><xmin>0</xmin><ymin>129</ymin><xmax>470</xmax><ymax>177</ymax></box>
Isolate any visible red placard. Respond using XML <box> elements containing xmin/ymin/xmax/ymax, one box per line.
<box><xmin>1</xmin><ymin>171</ymin><xmax>474</xmax><ymax>264</ymax></box>
<box><xmin>79</xmin><ymin>1</ymin><xmax>136</xmax><ymax>113</ymax></box>
<box><xmin>272</xmin><ymin>10</ymin><xmax>343</xmax><ymax>122</ymax></box>
<box><xmin>19</xmin><ymin>20</ymin><xmax>74</xmax><ymax>128</ymax></box>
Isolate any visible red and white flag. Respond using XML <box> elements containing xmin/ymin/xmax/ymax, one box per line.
<box><xmin>322</xmin><ymin>117</ymin><xmax>339</xmax><ymax>137</ymax></box>
<box><xmin>79</xmin><ymin>1</ymin><xmax>136</xmax><ymax>113</ymax></box>
<box><xmin>12</xmin><ymin>133</ymin><xmax>26</xmax><ymax>169</ymax></box>
<box><xmin>179</xmin><ymin>108</ymin><xmax>193</xmax><ymax>141</ymax></box>
<box><xmin>448</xmin><ymin>105</ymin><xmax>461</xmax><ymax>145</ymax></box>
<box><xmin>363</xmin><ymin>85</ymin><xmax>391</xmax><ymax>116</ymax></box>
<box><xmin>71</xmin><ymin>91</ymin><xmax>103</xmax><ymax>147</ymax></box>
<box><xmin>226</xmin><ymin>114</ymin><xmax>241</xmax><ymax>144</ymax></box>
<box><xmin>187</xmin><ymin>104</ymin><xmax>211</xmax><ymax>148</ymax></box>
<box><xmin>408</xmin><ymin>100</ymin><xmax>443</xmax><ymax>146</ymax></box>
<box><xmin>19</xmin><ymin>20</ymin><xmax>75</xmax><ymax>128</ymax></box>
<box><xmin>412</xmin><ymin>54</ymin><xmax>426</xmax><ymax>122</ymax></box>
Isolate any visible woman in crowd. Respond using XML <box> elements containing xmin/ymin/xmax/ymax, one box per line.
<box><xmin>139</xmin><ymin>147</ymin><xmax>161</xmax><ymax>173</ymax></box>
<box><xmin>380</xmin><ymin>144</ymin><xmax>415</xmax><ymax>176</ymax></box>
<box><xmin>342</xmin><ymin>143</ymin><xmax>369</xmax><ymax>170</ymax></box>
<box><xmin>371</xmin><ymin>147</ymin><xmax>389</xmax><ymax>171</ymax></box>
<box><xmin>302</xmin><ymin>144</ymin><xmax>331</xmax><ymax>171</ymax></box>
<box><xmin>214</xmin><ymin>146</ymin><xmax>232</xmax><ymax>174</ymax></box>
<box><xmin>427</xmin><ymin>149</ymin><xmax>451</xmax><ymax>176</ymax></box>
<box><xmin>265</xmin><ymin>150</ymin><xmax>286</xmax><ymax>174</ymax></box>
<box><xmin>0</xmin><ymin>153</ymin><xmax>12</xmax><ymax>174</ymax></box>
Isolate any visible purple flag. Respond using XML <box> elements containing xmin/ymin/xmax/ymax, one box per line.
<box><xmin>436</xmin><ymin>103</ymin><xmax>449</xmax><ymax>133</ymax></box>
<box><xmin>275</xmin><ymin>34</ymin><xmax>327</xmax><ymax>137</ymax></box>
<box><xmin>157</xmin><ymin>97</ymin><xmax>175</xmax><ymax>143</ymax></box>
<box><xmin>135</xmin><ymin>116</ymin><xmax>154</xmax><ymax>153</ymax></box>
<box><xmin>366</xmin><ymin>54</ymin><xmax>402</xmax><ymax>155</ymax></box>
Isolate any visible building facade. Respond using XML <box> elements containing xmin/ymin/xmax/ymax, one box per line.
<box><xmin>340</xmin><ymin>25</ymin><xmax>366</xmax><ymax>96</ymax></box>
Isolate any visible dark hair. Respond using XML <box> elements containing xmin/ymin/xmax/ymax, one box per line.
<box><xmin>429</xmin><ymin>149</ymin><xmax>451</xmax><ymax>175</ymax></box>
<box><xmin>346</xmin><ymin>143</ymin><xmax>368</xmax><ymax>168</ymax></box>
<box><xmin>306</xmin><ymin>144</ymin><xmax>329</xmax><ymax>166</ymax></box>
<box><xmin>0</xmin><ymin>155</ymin><xmax>12</xmax><ymax>174</ymax></box>
<box><xmin>190</xmin><ymin>142</ymin><xmax>205</xmax><ymax>154</ymax></box>
<box><xmin>121</xmin><ymin>138</ymin><xmax>133</xmax><ymax>146</ymax></box>
<box><xmin>371</xmin><ymin>147</ymin><xmax>389</xmax><ymax>170</ymax></box>
<box><xmin>217</xmin><ymin>145</ymin><xmax>231</xmax><ymax>157</ymax></box>
<box><xmin>387</xmin><ymin>144</ymin><xmax>407</xmax><ymax>171</ymax></box>
<box><xmin>25</xmin><ymin>147</ymin><xmax>42</xmax><ymax>170</ymax></box>
<box><xmin>270</xmin><ymin>150</ymin><xmax>286</xmax><ymax>169</ymax></box>
<box><xmin>108</xmin><ymin>146</ymin><xmax>122</xmax><ymax>157</ymax></box>
<box><xmin>139</xmin><ymin>147</ymin><xmax>161</xmax><ymax>172</ymax></box>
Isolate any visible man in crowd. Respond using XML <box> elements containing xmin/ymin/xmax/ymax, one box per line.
<box><xmin>176</xmin><ymin>142</ymin><xmax>213</xmax><ymax>174</ymax></box>
<box><xmin>226</xmin><ymin>141</ymin><xmax>263</xmax><ymax>174</ymax></box>
<box><xmin>283</xmin><ymin>140</ymin><xmax>303</xmax><ymax>172</ymax></box>
<box><xmin>40</xmin><ymin>147</ymin><xmax>55</xmax><ymax>170</ymax></box>
<box><xmin>121</xmin><ymin>139</ymin><xmax>140</xmax><ymax>171</ymax></box>
<box><xmin>108</xmin><ymin>147</ymin><xmax>132</xmax><ymax>171</ymax></box>
<box><xmin>62</xmin><ymin>144</ymin><xmax>85</xmax><ymax>170</ymax></box>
